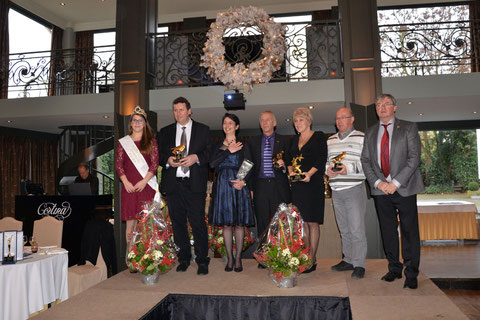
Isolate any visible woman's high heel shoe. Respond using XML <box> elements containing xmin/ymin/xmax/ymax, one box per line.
<box><xmin>234</xmin><ymin>259</ymin><xmax>243</xmax><ymax>272</ymax></box>
<box><xmin>303</xmin><ymin>262</ymin><xmax>317</xmax><ymax>274</ymax></box>
<box><xmin>225</xmin><ymin>258</ymin><xmax>234</xmax><ymax>272</ymax></box>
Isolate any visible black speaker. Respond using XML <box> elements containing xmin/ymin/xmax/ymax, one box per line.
<box><xmin>223</xmin><ymin>92</ymin><xmax>245</xmax><ymax>110</ymax></box>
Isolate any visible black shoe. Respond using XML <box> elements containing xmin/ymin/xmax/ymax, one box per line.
<box><xmin>176</xmin><ymin>261</ymin><xmax>190</xmax><ymax>272</ymax></box>
<box><xmin>403</xmin><ymin>277</ymin><xmax>418</xmax><ymax>289</ymax></box>
<box><xmin>331</xmin><ymin>260</ymin><xmax>354</xmax><ymax>272</ymax></box>
<box><xmin>258</xmin><ymin>263</ymin><xmax>266</xmax><ymax>269</ymax></box>
<box><xmin>381</xmin><ymin>271</ymin><xmax>402</xmax><ymax>282</ymax></box>
<box><xmin>197</xmin><ymin>263</ymin><xmax>209</xmax><ymax>275</ymax></box>
<box><xmin>351</xmin><ymin>267</ymin><xmax>365</xmax><ymax>279</ymax></box>
<box><xmin>225</xmin><ymin>258</ymin><xmax>234</xmax><ymax>272</ymax></box>
<box><xmin>234</xmin><ymin>259</ymin><xmax>243</xmax><ymax>273</ymax></box>
<box><xmin>303</xmin><ymin>263</ymin><xmax>317</xmax><ymax>274</ymax></box>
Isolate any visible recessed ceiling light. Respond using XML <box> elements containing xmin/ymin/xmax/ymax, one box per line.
<box><xmin>103</xmin><ymin>115</ymin><xmax>109</xmax><ymax>119</ymax></box>
<box><xmin>286</xmin><ymin>118</ymin><xmax>291</xmax><ymax>122</ymax></box>
<box><xmin>473</xmin><ymin>111</ymin><xmax>478</xmax><ymax>114</ymax></box>
<box><xmin>308</xmin><ymin>105</ymin><xmax>314</xmax><ymax>110</ymax></box>
<box><xmin>418</xmin><ymin>113</ymin><xmax>424</xmax><ymax>116</ymax></box>
<box><xmin>408</xmin><ymin>101</ymin><xmax>413</xmax><ymax>105</ymax></box>
<box><xmin>60</xmin><ymin>2</ymin><xmax>66</xmax><ymax>6</ymax></box>
<box><xmin>7</xmin><ymin>120</ymin><xmax>12</xmax><ymax>123</ymax></box>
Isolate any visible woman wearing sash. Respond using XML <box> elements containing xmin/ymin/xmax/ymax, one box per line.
<box><xmin>115</xmin><ymin>107</ymin><xmax>159</xmax><ymax>243</ymax></box>
<box><xmin>287</xmin><ymin>107</ymin><xmax>327</xmax><ymax>273</ymax></box>
<box><xmin>209</xmin><ymin>113</ymin><xmax>254</xmax><ymax>272</ymax></box>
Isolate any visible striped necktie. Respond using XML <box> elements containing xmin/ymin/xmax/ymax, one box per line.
<box><xmin>263</xmin><ymin>136</ymin><xmax>274</xmax><ymax>177</ymax></box>
<box><xmin>181</xmin><ymin>126</ymin><xmax>189</xmax><ymax>174</ymax></box>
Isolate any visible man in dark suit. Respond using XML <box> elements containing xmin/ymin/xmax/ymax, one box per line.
<box><xmin>361</xmin><ymin>93</ymin><xmax>424</xmax><ymax>289</ymax></box>
<box><xmin>246</xmin><ymin>111</ymin><xmax>291</xmax><ymax>247</ymax></box>
<box><xmin>157</xmin><ymin>97</ymin><xmax>210</xmax><ymax>275</ymax></box>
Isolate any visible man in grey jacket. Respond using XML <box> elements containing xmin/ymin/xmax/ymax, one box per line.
<box><xmin>361</xmin><ymin>94</ymin><xmax>424</xmax><ymax>289</ymax></box>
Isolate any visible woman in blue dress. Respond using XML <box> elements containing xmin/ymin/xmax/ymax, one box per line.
<box><xmin>209</xmin><ymin>113</ymin><xmax>254</xmax><ymax>272</ymax></box>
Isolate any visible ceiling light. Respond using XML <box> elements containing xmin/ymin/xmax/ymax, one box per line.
<box><xmin>473</xmin><ymin>111</ymin><xmax>478</xmax><ymax>114</ymax></box>
<box><xmin>60</xmin><ymin>2</ymin><xmax>66</xmax><ymax>6</ymax></box>
<box><xmin>286</xmin><ymin>118</ymin><xmax>291</xmax><ymax>122</ymax></box>
<box><xmin>7</xmin><ymin>120</ymin><xmax>12</xmax><ymax>123</ymax></box>
<box><xmin>308</xmin><ymin>105</ymin><xmax>314</xmax><ymax>110</ymax></box>
<box><xmin>103</xmin><ymin>115</ymin><xmax>109</xmax><ymax>119</ymax></box>
<box><xmin>418</xmin><ymin>113</ymin><xmax>424</xmax><ymax>116</ymax></box>
<box><xmin>408</xmin><ymin>101</ymin><xmax>413</xmax><ymax>105</ymax></box>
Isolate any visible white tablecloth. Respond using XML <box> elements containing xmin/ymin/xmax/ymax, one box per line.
<box><xmin>0</xmin><ymin>253</ymin><xmax>68</xmax><ymax>320</ymax></box>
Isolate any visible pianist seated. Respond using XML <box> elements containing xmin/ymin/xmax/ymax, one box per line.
<box><xmin>74</xmin><ymin>163</ymin><xmax>99</xmax><ymax>195</ymax></box>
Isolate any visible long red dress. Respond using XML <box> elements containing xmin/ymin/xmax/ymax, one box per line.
<box><xmin>115</xmin><ymin>138</ymin><xmax>159</xmax><ymax>221</ymax></box>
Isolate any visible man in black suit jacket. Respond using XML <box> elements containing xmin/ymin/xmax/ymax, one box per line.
<box><xmin>246</xmin><ymin>111</ymin><xmax>291</xmax><ymax>243</ymax></box>
<box><xmin>157</xmin><ymin>97</ymin><xmax>210</xmax><ymax>275</ymax></box>
<box><xmin>361</xmin><ymin>94</ymin><xmax>424</xmax><ymax>289</ymax></box>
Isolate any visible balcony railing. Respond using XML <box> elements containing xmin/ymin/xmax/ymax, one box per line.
<box><xmin>1</xmin><ymin>20</ymin><xmax>343</xmax><ymax>98</ymax></box>
<box><xmin>4</xmin><ymin>45</ymin><xmax>115</xmax><ymax>98</ymax></box>
<box><xmin>379</xmin><ymin>20</ymin><xmax>480</xmax><ymax>77</ymax></box>
<box><xmin>152</xmin><ymin>20</ymin><xmax>343</xmax><ymax>88</ymax></box>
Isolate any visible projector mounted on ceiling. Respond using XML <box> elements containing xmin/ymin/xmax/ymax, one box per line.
<box><xmin>223</xmin><ymin>90</ymin><xmax>246</xmax><ymax>111</ymax></box>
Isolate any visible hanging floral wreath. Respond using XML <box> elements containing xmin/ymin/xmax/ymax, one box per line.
<box><xmin>201</xmin><ymin>6</ymin><xmax>286</xmax><ymax>92</ymax></box>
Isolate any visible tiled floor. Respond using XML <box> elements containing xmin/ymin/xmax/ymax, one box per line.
<box><xmin>420</xmin><ymin>240</ymin><xmax>480</xmax><ymax>278</ymax></box>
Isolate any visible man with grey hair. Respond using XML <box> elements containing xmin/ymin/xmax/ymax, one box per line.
<box><xmin>361</xmin><ymin>94</ymin><xmax>424</xmax><ymax>289</ymax></box>
<box><xmin>327</xmin><ymin>107</ymin><xmax>367</xmax><ymax>279</ymax></box>
<box><xmin>246</xmin><ymin>111</ymin><xmax>291</xmax><ymax>264</ymax></box>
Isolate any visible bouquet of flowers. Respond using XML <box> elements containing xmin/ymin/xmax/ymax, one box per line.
<box><xmin>127</xmin><ymin>200</ymin><xmax>176</xmax><ymax>275</ymax></box>
<box><xmin>254</xmin><ymin>203</ymin><xmax>312</xmax><ymax>281</ymax></box>
<box><xmin>208</xmin><ymin>226</ymin><xmax>254</xmax><ymax>256</ymax></box>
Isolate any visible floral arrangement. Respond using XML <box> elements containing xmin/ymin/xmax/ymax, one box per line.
<box><xmin>208</xmin><ymin>225</ymin><xmax>254</xmax><ymax>256</ymax></box>
<box><xmin>254</xmin><ymin>203</ymin><xmax>312</xmax><ymax>280</ymax></box>
<box><xmin>201</xmin><ymin>6</ymin><xmax>286</xmax><ymax>92</ymax></box>
<box><xmin>127</xmin><ymin>201</ymin><xmax>176</xmax><ymax>275</ymax></box>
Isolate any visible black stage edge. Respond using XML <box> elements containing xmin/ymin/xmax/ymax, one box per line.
<box><xmin>140</xmin><ymin>294</ymin><xmax>352</xmax><ymax>320</ymax></box>
<box><xmin>431</xmin><ymin>278</ymin><xmax>480</xmax><ymax>291</ymax></box>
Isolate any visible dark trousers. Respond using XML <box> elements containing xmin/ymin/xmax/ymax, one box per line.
<box><xmin>166</xmin><ymin>179</ymin><xmax>209</xmax><ymax>265</ymax></box>
<box><xmin>374</xmin><ymin>193</ymin><xmax>420</xmax><ymax>279</ymax></box>
<box><xmin>253</xmin><ymin>178</ymin><xmax>289</xmax><ymax>238</ymax></box>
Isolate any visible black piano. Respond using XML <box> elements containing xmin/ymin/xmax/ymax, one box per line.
<box><xmin>15</xmin><ymin>195</ymin><xmax>113</xmax><ymax>266</ymax></box>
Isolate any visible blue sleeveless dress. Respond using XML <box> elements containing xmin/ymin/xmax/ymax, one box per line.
<box><xmin>210</xmin><ymin>150</ymin><xmax>254</xmax><ymax>226</ymax></box>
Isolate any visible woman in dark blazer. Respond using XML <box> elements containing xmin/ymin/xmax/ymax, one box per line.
<box><xmin>287</xmin><ymin>107</ymin><xmax>327</xmax><ymax>273</ymax></box>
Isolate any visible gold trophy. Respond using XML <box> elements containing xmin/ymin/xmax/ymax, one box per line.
<box><xmin>171</xmin><ymin>142</ymin><xmax>186</xmax><ymax>162</ymax></box>
<box><xmin>289</xmin><ymin>154</ymin><xmax>305</xmax><ymax>182</ymax></box>
<box><xmin>332</xmin><ymin>152</ymin><xmax>346</xmax><ymax>172</ymax></box>
<box><xmin>273</xmin><ymin>151</ymin><xmax>285</xmax><ymax>171</ymax></box>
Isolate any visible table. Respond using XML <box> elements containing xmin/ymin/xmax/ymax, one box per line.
<box><xmin>417</xmin><ymin>200</ymin><xmax>479</xmax><ymax>240</ymax></box>
<box><xmin>15</xmin><ymin>195</ymin><xmax>112</xmax><ymax>266</ymax></box>
<box><xmin>0</xmin><ymin>253</ymin><xmax>68</xmax><ymax>320</ymax></box>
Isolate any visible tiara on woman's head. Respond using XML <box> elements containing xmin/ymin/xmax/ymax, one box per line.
<box><xmin>131</xmin><ymin>106</ymin><xmax>147</xmax><ymax>119</ymax></box>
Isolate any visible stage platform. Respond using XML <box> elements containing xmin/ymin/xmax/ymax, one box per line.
<box><xmin>33</xmin><ymin>258</ymin><xmax>468</xmax><ymax>320</ymax></box>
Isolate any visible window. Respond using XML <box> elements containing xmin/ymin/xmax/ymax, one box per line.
<box><xmin>378</xmin><ymin>5</ymin><xmax>471</xmax><ymax>77</ymax></box>
<box><xmin>8</xmin><ymin>8</ymin><xmax>52</xmax><ymax>98</ymax></box>
<box><xmin>93</xmin><ymin>31</ymin><xmax>115</xmax><ymax>92</ymax></box>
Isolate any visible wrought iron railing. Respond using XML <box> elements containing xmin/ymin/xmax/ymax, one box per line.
<box><xmin>2</xmin><ymin>20</ymin><xmax>342</xmax><ymax>98</ymax></box>
<box><xmin>379</xmin><ymin>20</ymin><xmax>480</xmax><ymax>77</ymax></box>
<box><xmin>151</xmin><ymin>20</ymin><xmax>343</xmax><ymax>88</ymax></box>
<box><xmin>5</xmin><ymin>45</ymin><xmax>115</xmax><ymax>98</ymax></box>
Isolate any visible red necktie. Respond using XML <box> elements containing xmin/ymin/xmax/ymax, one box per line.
<box><xmin>381</xmin><ymin>124</ymin><xmax>391</xmax><ymax>178</ymax></box>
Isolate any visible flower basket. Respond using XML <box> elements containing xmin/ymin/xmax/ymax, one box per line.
<box><xmin>254</xmin><ymin>203</ymin><xmax>312</xmax><ymax>287</ymax></box>
<box><xmin>126</xmin><ymin>200</ymin><xmax>176</xmax><ymax>281</ymax></box>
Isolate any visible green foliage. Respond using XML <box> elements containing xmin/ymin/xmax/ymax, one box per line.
<box><xmin>420</xmin><ymin>130</ymin><xmax>478</xmax><ymax>191</ymax></box>
<box><xmin>423</xmin><ymin>184</ymin><xmax>454</xmax><ymax>194</ymax></box>
<box><xmin>467</xmin><ymin>181</ymin><xmax>479</xmax><ymax>191</ymax></box>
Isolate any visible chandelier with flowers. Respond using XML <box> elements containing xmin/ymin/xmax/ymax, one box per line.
<box><xmin>201</xmin><ymin>6</ymin><xmax>287</xmax><ymax>92</ymax></box>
